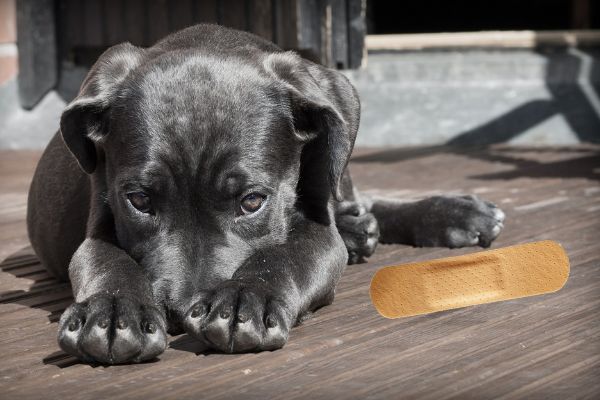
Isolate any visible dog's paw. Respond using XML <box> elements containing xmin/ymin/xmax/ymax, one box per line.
<box><xmin>183</xmin><ymin>281</ymin><xmax>293</xmax><ymax>353</ymax></box>
<box><xmin>58</xmin><ymin>293</ymin><xmax>167</xmax><ymax>364</ymax></box>
<box><xmin>335</xmin><ymin>201</ymin><xmax>380</xmax><ymax>264</ymax></box>
<box><xmin>418</xmin><ymin>195</ymin><xmax>505</xmax><ymax>248</ymax></box>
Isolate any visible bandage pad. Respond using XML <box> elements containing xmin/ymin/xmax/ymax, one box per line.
<box><xmin>370</xmin><ymin>241</ymin><xmax>569</xmax><ymax>319</ymax></box>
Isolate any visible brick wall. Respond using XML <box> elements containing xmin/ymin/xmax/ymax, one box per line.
<box><xmin>0</xmin><ymin>0</ymin><xmax>17</xmax><ymax>86</ymax></box>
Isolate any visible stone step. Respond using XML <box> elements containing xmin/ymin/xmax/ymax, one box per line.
<box><xmin>345</xmin><ymin>48</ymin><xmax>600</xmax><ymax>146</ymax></box>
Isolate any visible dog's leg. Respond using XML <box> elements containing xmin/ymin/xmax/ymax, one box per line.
<box><xmin>58</xmin><ymin>237</ymin><xmax>168</xmax><ymax>364</ymax></box>
<box><xmin>369</xmin><ymin>195</ymin><xmax>505</xmax><ymax>248</ymax></box>
<box><xmin>183</xmin><ymin>216</ymin><xmax>347</xmax><ymax>353</ymax></box>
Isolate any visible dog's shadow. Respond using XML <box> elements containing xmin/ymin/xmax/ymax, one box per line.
<box><xmin>169</xmin><ymin>335</ymin><xmax>213</xmax><ymax>355</ymax></box>
<box><xmin>0</xmin><ymin>246</ymin><xmax>80</xmax><ymax>367</ymax></box>
<box><xmin>40</xmin><ymin>336</ymin><xmax>214</xmax><ymax>369</ymax></box>
<box><xmin>0</xmin><ymin>246</ymin><xmax>72</xmax><ymax>323</ymax></box>
<box><xmin>1</xmin><ymin>247</ymin><xmax>221</xmax><ymax>368</ymax></box>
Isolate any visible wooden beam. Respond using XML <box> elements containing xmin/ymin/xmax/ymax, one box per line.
<box><xmin>366</xmin><ymin>30</ymin><xmax>600</xmax><ymax>51</ymax></box>
<box><xmin>146</xmin><ymin>0</ymin><xmax>169</xmax><ymax>45</ymax></box>
<box><xmin>346</xmin><ymin>0</ymin><xmax>365</xmax><ymax>69</ymax></box>
<box><xmin>571</xmin><ymin>0</ymin><xmax>591</xmax><ymax>30</ymax></box>
<box><xmin>274</xmin><ymin>0</ymin><xmax>298</xmax><ymax>51</ymax></box>
<box><xmin>248</xmin><ymin>0</ymin><xmax>274</xmax><ymax>42</ymax></box>
<box><xmin>16</xmin><ymin>0</ymin><xmax>57</xmax><ymax>109</ymax></box>
<box><xmin>296</xmin><ymin>0</ymin><xmax>321</xmax><ymax>63</ymax></box>
<box><xmin>330</xmin><ymin>0</ymin><xmax>348</xmax><ymax>69</ymax></box>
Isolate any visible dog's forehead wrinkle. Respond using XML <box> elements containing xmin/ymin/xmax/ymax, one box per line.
<box><xmin>115</xmin><ymin>55</ymin><xmax>298</xmax><ymax>189</ymax></box>
<box><xmin>132</xmin><ymin>56</ymin><xmax>276</xmax><ymax>134</ymax></box>
<box><xmin>145</xmin><ymin>128</ymin><xmax>277</xmax><ymax>194</ymax></box>
<box><xmin>137</xmin><ymin>52</ymin><xmax>269</xmax><ymax>107</ymax></box>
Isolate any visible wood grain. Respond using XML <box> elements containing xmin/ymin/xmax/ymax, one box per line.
<box><xmin>0</xmin><ymin>146</ymin><xmax>598</xmax><ymax>399</ymax></box>
<box><xmin>248</xmin><ymin>0</ymin><xmax>273</xmax><ymax>41</ymax></box>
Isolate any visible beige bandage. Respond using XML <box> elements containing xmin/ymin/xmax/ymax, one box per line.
<box><xmin>370</xmin><ymin>241</ymin><xmax>569</xmax><ymax>319</ymax></box>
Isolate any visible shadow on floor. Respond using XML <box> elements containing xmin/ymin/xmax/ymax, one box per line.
<box><xmin>0</xmin><ymin>248</ymin><xmax>78</xmax><ymax>368</ymax></box>
<box><xmin>351</xmin><ymin>146</ymin><xmax>600</xmax><ymax>182</ymax></box>
<box><xmin>0</xmin><ymin>247</ymin><xmax>72</xmax><ymax>323</ymax></box>
<box><xmin>448</xmin><ymin>47</ymin><xmax>600</xmax><ymax>146</ymax></box>
<box><xmin>0</xmin><ymin>248</ymin><xmax>223</xmax><ymax>368</ymax></box>
<box><xmin>169</xmin><ymin>334</ymin><xmax>213</xmax><ymax>355</ymax></box>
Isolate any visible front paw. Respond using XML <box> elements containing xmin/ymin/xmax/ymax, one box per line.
<box><xmin>183</xmin><ymin>281</ymin><xmax>293</xmax><ymax>353</ymax></box>
<box><xmin>58</xmin><ymin>294</ymin><xmax>167</xmax><ymax>364</ymax></box>
<box><xmin>421</xmin><ymin>195</ymin><xmax>505</xmax><ymax>248</ymax></box>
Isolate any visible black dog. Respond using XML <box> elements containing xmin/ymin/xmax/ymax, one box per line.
<box><xmin>27</xmin><ymin>24</ymin><xmax>504</xmax><ymax>364</ymax></box>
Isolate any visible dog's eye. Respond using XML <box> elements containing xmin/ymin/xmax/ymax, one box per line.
<box><xmin>127</xmin><ymin>192</ymin><xmax>152</xmax><ymax>213</ymax></box>
<box><xmin>240</xmin><ymin>193</ymin><xmax>265</xmax><ymax>214</ymax></box>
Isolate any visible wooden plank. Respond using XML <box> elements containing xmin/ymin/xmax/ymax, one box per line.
<box><xmin>147</xmin><ymin>0</ymin><xmax>169</xmax><ymax>45</ymax></box>
<box><xmin>1</xmin><ymin>146</ymin><xmax>599</xmax><ymax>398</ymax></box>
<box><xmin>248</xmin><ymin>0</ymin><xmax>273</xmax><ymax>41</ymax></box>
<box><xmin>571</xmin><ymin>0</ymin><xmax>591</xmax><ymax>29</ymax></box>
<box><xmin>319</xmin><ymin>0</ymin><xmax>333</xmax><ymax>67</ymax></box>
<box><xmin>219</xmin><ymin>0</ymin><xmax>247</xmax><ymax>30</ymax></box>
<box><xmin>346</xmin><ymin>0</ymin><xmax>365</xmax><ymax>69</ymax></box>
<box><xmin>60</xmin><ymin>0</ymin><xmax>83</xmax><ymax>50</ymax></box>
<box><xmin>194</xmin><ymin>0</ymin><xmax>218</xmax><ymax>24</ymax></box>
<box><xmin>296</xmin><ymin>0</ymin><xmax>321</xmax><ymax>63</ymax></box>
<box><xmin>169</xmin><ymin>0</ymin><xmax>194</xmax><ymax>32</ymax></box>
<box><xmin>82</xmin><ymin>0</ymin><xmax>104</xmax><ymax>47</ymax></box>
<box><xmin>123</xmin><ymin>0</ymin><xmax>146</xmax><ymax>46</ymax></box>
<box><xmin>104</xmin><ymin>0</ymin><xmax>126</xmax><ymax>45</ymax></box>
<box><xmin>274</xmin><ymin>0</ymin><xmax>298</xmax><ymax>51</ymax></box>
<box><xmin>365</xmin><ymin>30</ymin><xmax>600</xmax><ymax>51</ymax></box>
<box><xmin>16</xmin><ymin>0</ymin><xmax>57</xmax><ymax>109</ymax></box>
<box><xmin>330</xmin><ymin>0</ymin><xmax>348</xmax><ymax>69</ymax></box>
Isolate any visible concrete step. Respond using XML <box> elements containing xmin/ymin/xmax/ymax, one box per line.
<box><xmin>345</xmin><ymin>47</ymin><xmax>600</xmax><ymax>146</ymax></box>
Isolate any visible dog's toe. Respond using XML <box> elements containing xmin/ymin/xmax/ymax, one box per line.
<box><xmin>492</xmin><ymin>207</ymin><xmax>505</xmax><ymax>223</ymax></box>
<box><xmin>230</xmin><ymin>290</ymin><xmax>265</xmax><ymax>352</ymax></box>
<box><xmin>184</xmin><ymin>281</ymin><xmax>291</xmax><ymax>353</ymax></box>
<box><xmin>203</xmin><ymin>302</ymin><xmax>236</xmax><ymax>352</ymax></box>
<box><xmin>425</xmin><ymin>195</ymin><xmax>505</xmax><ymax>249</ymax></box>
<box><xmin>58</xmin><ymin>294</ymin><xmax>167</xmax><ymax>364</ymax></box>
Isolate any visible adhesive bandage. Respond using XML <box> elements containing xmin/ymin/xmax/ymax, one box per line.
<box><xmin>370</xmin><ymin>241</ymin><xmax>569</xmax><ymax>319</ymax></box>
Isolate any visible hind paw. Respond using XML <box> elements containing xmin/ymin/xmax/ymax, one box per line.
<box><xmin>414</xmin><ymin>195</ymin><xmax>505</xmax><ymax>248</ymax></box>
<box><xmin>336</xmin><ymin>201</ymin><xmax>380</xmax><ymax>264</ymax></box>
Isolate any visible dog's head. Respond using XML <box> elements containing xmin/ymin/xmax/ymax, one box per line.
<box><xmin>59</xmin><ymin>41</ymin><xmax>359</xmax><ymax>316</ymax></box>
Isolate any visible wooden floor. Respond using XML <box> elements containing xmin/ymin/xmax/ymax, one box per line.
<box><xmin>1</xmin><ymin>146</ymin><xmax>599</xmax><ymax>399</ymax></box>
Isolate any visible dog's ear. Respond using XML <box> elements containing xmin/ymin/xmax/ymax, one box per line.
<box><xmin>60</xmin><ymin>43</ymin><xmax>146</xmax><ymax>174</ymax></box>
<box><xmin>264</xmin><ymin>52</ymin><xmax>360</xmax><ymax>201</ymax></box>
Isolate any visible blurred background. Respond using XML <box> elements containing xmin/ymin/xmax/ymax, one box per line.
<box><xmin>0</xmin><ymin>0</ymin><xmax>599</xmax><ymax>148</ymax></box>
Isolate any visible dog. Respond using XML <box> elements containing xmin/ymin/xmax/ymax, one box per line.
<box><xmin>27</xmin><ymin>24</ymin><xmax>505</xmax><ymax>364</ymax></box>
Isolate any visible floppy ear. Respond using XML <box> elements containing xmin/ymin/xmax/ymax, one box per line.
<box><xmin>264</xmin><ymin>52</ymin><xmax>360</xmax><ymax>201</ymax></box>
<box><xmin>60</xmin><ymin>43</ymin><xmax>146</xmax><ymax>174</ymax></box>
